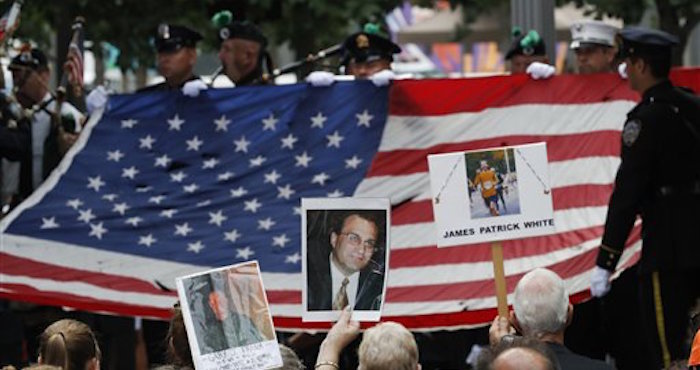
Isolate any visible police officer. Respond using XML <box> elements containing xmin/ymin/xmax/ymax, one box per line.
<box><xmin>570</xmin><ymin>20</ymin><xmax>619</xmax><ymax>74</ymax></box>
<box><xmin>505</xmin><ymin>28</ymin><xmax>549</xmax><ymax>74</ymax></box>
<box><xmin>139</xmin><ymin>23</ymin><xmax>203</xmax><ymax>92</ymax></box>
<box><xmin>213</xmin><ymin>11</ymin><xmax>272</xmax><ymax>86</ymax></box>
<box><xmin>590</xmin><ymin>26</ymin><xmax>700</xmax><ymax>369</ymax></box>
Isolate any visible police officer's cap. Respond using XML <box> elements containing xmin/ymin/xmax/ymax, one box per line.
<box><xmin>9</xmin><ymin>48</ymin><xmax>48</xmax><ymax>71</ymax></box>
<box><xmin>341</xmin><ymin>23</ymin><xmax>401</xmax><ymax>66</ymax></box>
<box><xmin>618</xmin><ymin>26</ymin><xmax>678</xmax><ymax>58</ymax></box>
<box><xmin>505</xmin><ymin>28</ymin><xmax>546</xmax><ymax>60</ymax></box>
<box><xmin>570</xmin><ymin>20</ymin><xmax>618</xmax><ymax>49</ymax></box>
<box><xmin>212</xmin><ymin>11</ymin><xmax>267</xmax><ymax>47</ymax></box>
<box><xmin>154</xmin><ymin>24</ymin><xmax>202</xmax><ymax>53</ymax></box>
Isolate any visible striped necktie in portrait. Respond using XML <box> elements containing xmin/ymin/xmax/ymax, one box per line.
<box><xmin>333</xmin><ymin>277</ymin><xmax>349</xmax><ymax>310</ymax></box>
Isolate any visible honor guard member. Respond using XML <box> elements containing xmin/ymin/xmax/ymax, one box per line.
<box><xmin>505</xmin><ymin>28</ymin><xmax>549</xmax><ymax>74</ymax></box>
<box><xmin>139</xmin><ymin>23</ymin><xmax>202</xmax><ymax>92</ymax></box>
<box><xmin>341</xmin><ymin>23</ymin><xmax>401</xmax><ymax>79</ymax></box>
<box><xmin>590</xmin><ymin>26</ymin><xmax>700</xmax><ymax>369</ymax></box>
<box><xmin>570</xmin><ymin>20</ymin><xmax>619</xmax><ymax>74</ymax></box>
<box><xmin>212</xmin><ymin>11</ymin><xmax>272</xmax><ymax>86</ymax></box>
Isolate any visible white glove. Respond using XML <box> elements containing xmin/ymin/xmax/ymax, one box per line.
<box><xmin>305</xmin><ymin>71</ymin><xmax>335</xmax><ymax>87</ymax></box>
<box><xmin>590</xmin><ymin>266</ymin><xmax>613</xmax><ymax>297</ymax></box>
<box><xmin>182</xmin><ymin>79</ymin><xmax>208</xmax><ymax>97</ymax></box>
<box><xmin>526</xmin><ymin>62</ymin><xmax>556</xmax><ymax>80</ymax></box>
<box><xmin>86</xmin><ymin>85</ymin><xmax>108</xmax><ymax>115</ymax></box>
<box><xmin>370</xmin><ymin>69</ymin><xmax>396</xmax><ymax>87</ymax></box>
<box><xmin>618</xmin><ymin>62</ymin><xmax>628</xmax><ymax>79</ymax></box>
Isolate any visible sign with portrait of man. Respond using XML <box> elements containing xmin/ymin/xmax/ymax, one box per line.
<box><xmin>302</xmin><ymin>198</ymin><xmax>390</xmax><ymax>322</ymax></box>
<box><xmin>176</xmin><ymin>261</ymin><xmax>282</xmax><ymax>370</ymax></box>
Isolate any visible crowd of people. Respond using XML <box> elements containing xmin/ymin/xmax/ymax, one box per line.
<box><xmin>1</xmin><ymin>6</ymin><xmax>699</xmax><ymax>370</ymax></box>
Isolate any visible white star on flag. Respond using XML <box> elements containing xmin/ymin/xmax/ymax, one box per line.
<box><xmin>295</xmin><ymin>152</ymin><xmax>312</xmax><ymax>167</ymax></box>
<box><xmin>208</xmin><ymin>210</ymin><xmax>227</xmax><ymax>227</ymax></box>
<box><xmin>234</xmin><ymin>136</ymin><xmax>250</xmax><ymax>153</ymax></box>
<box><xmin>160</xmin><ymin>209</ymin><xmax>177</xmax><ymax>218</ymax></box>
<box><xmin>327</xmin><ymin>190</ymin><xmax>344</xmax><ymax>198</ymax></box>
<box><xmin>202</xmin><ymin>158</ymin><xmax>219</xmax><ymax>169</ymax></box>
<box><xmin>280</xmin><ymin>134</ymin><xmax>298</xmax><ymax>149</ymax></box>
<box><xmin>66</xmin><ymin>198</ymin><xmax>83</xmax><ymax>210</ymax></box>
<box><xmin>183</xmin><ymin>183</ymin><xmax>199</xmax><ymax>193</ymax></box>
<box><xmin>257</xmin><ymin>217</ymin><xmax>275</xmax><ymax>230</ymax></box>
<box><xmin>312</xmin><ymin>172</ymin><xmax>330</xmax><ymax>186</ymax></box>
<box><xmin>186</xmin><ymin>136</ymin><xmax>203</xmax><ymax>151</ymax></box>
<box><xmin>87</xmin><ymin>176</ymin><xmax>105</xmax><ymax>192</ymax></box>
<box><xmin>154</xmin><ymin>154</ymin><xmax>171</xmax><ymax>168</ymax></box>
<box><xmin>272</xmin><ymin>234</ymin><xmax>290</xmax><ymax>248</ymax></box>
<box><xmin>170</xmin><ymin>171</ymin><xmax>187</xmax><ymax>183</ymax></box>
<box><xmin>224</xmin><ymin>229</ymin><xmax>241</xmax><ymax>243</ymax></box>
<box><xmin>107</xmin><ymin>150</ymin><xmax>124</xmax><ymax>162</ymax></box>
<box><xmin>218</xmin><ymin>171</ymin><xmax>234</xmax><ymax>181</ymax></box>
<box><xmin>139</xmin><ymin>234</ymin><xmax>157</xmax><ymax>247</ymax></box>
<box><xmin>168</xmin><ymin>114</ymin><xmax>185</xmax><ymax>131</ymax></box>
<box><xmin>277</xmin><ymin>184</ymin><xmax>295</xmax><ymax>199</ymax></box>
<box><xmin>345</xmin><ymin>155</ymin><xmax>362</xmax><ymax>169</ymax></box>
<box><xmin>102</xmin><ymin>194</ymin><xmax>118</xmax><ymax>201</ymax></box>
<box><xmin>230</xmin><ymin>187</ymin><xmax>248</xmax><ymax>198</ymax></box>
<box><xmin>249</xmin><ymin>155</ymin><xmax>266</xmax><ymax>167</ymax></box>
<box><xmin>264</xmin><ymin>170</ymin><xmax>281</xmax><ymax>184</ymax></box>
<box><xmin>326</xmin><ymin>131</ymin><xmax>344</xmax><ymax>148</ymax></box>
<box><xmin>262</xmin><ymin>113</ymin><xmax>279</xmax><ymax>131</ymax></box>
<box><xmin>121</xmin><ymin>119</ymin><xmax>138</xmax><ymax>128</ymax></box>
<box><xmin>356</xmin><ymin>109</ymin><xmax>373</xmax><ymax>127</ymax></box>
<box><xmin>78</xmin><ymin>209</ymin><xmax>96</xmax><ymax>223</ymax></box>
<box><xmin>244</xmin><ymin>198</ymin><xmax>262</xmax><ymax>213</ymax></box>
<box><xmin>149</xmin><ymin>195</ymin><xmax>165</xmax><ymax>204</ymax></box>
<box><xmin>40</xmin><ymin>217</ymin><xmax>59</xmax><ymax>229</ymax></box>
<box><xmin>286</xmin><ymin>252</ymin><xmax>301</xmax><ymax>264</ymax></box>
<box><xmin>310</xmin><ymin>112</ymin><xmax>327</xmax><ymax>128</ymax></box>
<box><xmin>236</xmin><ymin>246</ymin><xmax>254</xmax><ymax>260</ymax></box>
<box><xmin>214</xmin><ymin>115</ymin><xmax>231</xmax><ymax>131</ymax></box>
<box><xmin>125</xmin><ymin>217</ymin><xmax>143</xmax><ymax>227</ymax></box>
<box><xmin>174</xmin><ymin>222</ymin><xmax>193</xmax><ymax>236</ymax></box>
<box><xmin>89</xmin><ymin>222</ymin><xmax>108</xmax><ymax>239</ymax></box>
<box><xmin>187</xmin><ymin>241</ymin><xmax>205</xmax><ymax>253</ymax></box>
<box><xmin>121</xmin><ymin>166</ymin><xmax>139</xmax><ymax>179</ymax></box>
<box><xmin>139</xmin><ymin>135</ymin><xmax>156</xmax><ymax>150</ymax></box>
<box><xmin>112</xmin><ymin>202</ymin><xmax>130</xmax><ymax>215</ymax></box>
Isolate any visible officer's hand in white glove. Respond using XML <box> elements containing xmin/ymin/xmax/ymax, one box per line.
<box><xmin>306</xmin><ymin>71</ymin><xmax>335</xmax><ymax>87</ymax></box>
<box><xmin>370</xmin><ymin>69</ymin><xmax>396</xmax><ymax>87</ymax></box>
<box><xmin>590</xmin><ymin>266</ymin><xmax>613</xmax><ymax>297</ymax></box>
<box><xmin>86</xmin><ymin>85</ymin><xmax>108</xmax><ymax>115</ymax></box>
<box><xmin>526</xmin><ymin>62</ymin><xmax>556</xmax><ymax>80</ymax></box>
<box><xmin>182</xmin><ymin>79</ymin><xmax>208</xmax><ymax>97</ymax></box>
<box><xmin>618</xmin><ymin>62</ymin><xmax>628</xmax><ymax>79</ymax></box>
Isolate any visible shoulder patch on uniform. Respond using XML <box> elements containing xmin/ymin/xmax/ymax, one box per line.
<box><xmin>622</xmin><ymin>119</ymin><xmax>641</xmax><ymax>146</ymax></box>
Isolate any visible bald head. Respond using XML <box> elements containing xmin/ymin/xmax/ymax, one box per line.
<box><xmin>492</xmin><ymin>347</ymin><xmax>556</xmax><ymax>370</ymax></box>
<box><xmin>513</xmin><ymin>268</ymin><xmax>570</xmax><ymax>338</ymax></box>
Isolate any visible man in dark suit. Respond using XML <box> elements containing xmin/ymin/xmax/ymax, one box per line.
<box><xmin>307</xmin><ymin>210</ymin><xmax>385</xmax><ymax>311</ymax></box>
<box><xmin>138</xmin><ymin>24</ymin><xmax>202</xmax><ymax>93</ymax></box>
<box><xmin>489</xmin><ymin>268</ymin><xmax>613</xmax><ymax>370</ymax></box>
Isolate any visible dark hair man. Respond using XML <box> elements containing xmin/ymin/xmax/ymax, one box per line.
<box><xmin>139</xmin><ymin>24</ymin><xmax>202</xmax><ymax>92</ymax></box>
<box><xmin>590</xmin><ymin>26</ymin><xmax>700</xmax><ymax>369</ymax></box>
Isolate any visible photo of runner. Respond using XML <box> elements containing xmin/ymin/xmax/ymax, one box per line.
<box><xmin>465</xmin><ymin>148</ymin><xmax>521</xmax><ymax>219</ymax></box>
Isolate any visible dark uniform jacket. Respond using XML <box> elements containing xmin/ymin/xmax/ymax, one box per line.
<box><xmin>137</xmin><ymin>75</ymin><xmax>200</xmax><ymax>93</ymax></box>
<box><xmin>546</xmin><ymin>342</ymin><xmax>614</xmax><ymax>370</ymax></box>
<box><xmin>306</xmin><ymin>240</ymin><xmax>384</xmax><ymax>311</ymax></box>
<box><xmin>598</xmin><ymin>80</ymin><xmax>700</xmax><ymax>273</ymax></box>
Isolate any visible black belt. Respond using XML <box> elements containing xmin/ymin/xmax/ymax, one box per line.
<box><xmin>657</xmin><ymin>181</ymin><xmax>700</xmax><ymax>197</ymax></box>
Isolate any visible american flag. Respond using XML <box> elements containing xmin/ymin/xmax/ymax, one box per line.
<box><xmin>64</xmin><ymin>18</ymin><xmax>85</xmax><ymax>94</ymax></box>
<box><xmin>1</xmin><ymin>70</ymin><xmax>699</xmax><ymax>330</ymax></box>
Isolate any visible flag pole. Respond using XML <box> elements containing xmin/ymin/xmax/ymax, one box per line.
<box><xmin>491</xmin><ymin>242</ymin><xmax>509</xmax><ymax>318</ymax></box>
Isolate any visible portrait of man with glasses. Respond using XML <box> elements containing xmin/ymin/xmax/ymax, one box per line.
<box><xmin>305</xmin><ymin>208</ymin><xmax>387</xmax><ymax>314</ymax></box>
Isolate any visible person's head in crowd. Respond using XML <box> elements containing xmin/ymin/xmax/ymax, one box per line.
<box><xmin>477</xmin><ymin>336</ymin><xmax>558</xmax><ymax>370</ymax></box>
<box><xmin>511</xmin><ymin>268</ymin><xmax>571</xmax><ymax>341</ymax></box>
<box><xmin>505</xmin><ymin>28</ymin><xmax>548</xmax><ymax>74</ymax></box>
<box><xmin>37</xmin><ymin>319</ymin><xmax>100</xmax><ymax>370</ymax></box>
<box><xmin>165</xmin><ymin>305</ymin><xmax>193</xmax><ymax>368</ymax></box>
<box><xmin>212</xmin><ymin>10</ymin><xmax>270</xmax><ymax>86</ymax></box>
<box><xmin>341</xmin><ymin>23</ymin><xmax>401</xmax><ymax>79</ymax></box>
<box><xmin>570</xmin><ymin>20</ymin><xmax>619</xmax><ymax>74</ymax></box>
<box><xmin>272</xmin><ymin>344</ymin><xmax>305</xmax><ymax>370</ymax></box>
<box><xmin>329</xmin><ymin>211</ymin><xmax>385</xmax><ymax>276</ymax></box>
<box><xmin>617</xmin><ymin>26</ymin><xmax>677</xmax><ymax>94</ymax></box>
<box><xmin>153</xmin><ymin>23</ymin><xmax>202</xmax><ymax>88</ymax></box>
<box><xmin>358</xmin><ymin>321</ymin><xmax>420</xmax><ymax>370</ymax></box>
<box><xmin>9</xmin><ymin>47</ymin><xmax>50</xmax><ymax>108</ymax></box>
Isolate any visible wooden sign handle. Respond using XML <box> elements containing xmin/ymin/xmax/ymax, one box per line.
<box><xmin>491</xmin><ymin>242</ymin><xmax>509</xmax><ymax>318</ymax></box>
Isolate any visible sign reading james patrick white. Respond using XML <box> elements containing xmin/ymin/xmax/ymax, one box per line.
<box><xmin>428</xmin><ymin>143</ymin><xmax>554</xmax><ymax>247</ymax></box>
<box><xmin>176</xmin><ymin>261</ymin><xmax>282</xmax><ymax>370</ymax></box>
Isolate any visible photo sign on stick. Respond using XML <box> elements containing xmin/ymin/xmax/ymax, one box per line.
<box><xmin>176</xmin><ymin>261</ymin><xmax>282</xmax><ymax>370</ymax></box>
<box><xmin>428</xmin><ymin>142</ymin><xmax>555</xmax><ymax>247</ymax></box>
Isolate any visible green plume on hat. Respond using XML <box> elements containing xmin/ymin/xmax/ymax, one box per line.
<box><xmin>520</xmin><ymin>30</ymin><xmax>541</xmax><ymax>48</ymax></box>
<box><xmin>512</xmin><ymin>27</ymin><xmax>522</xmax><ymax>38</ymax></box>
<box><xmin>211</xmin><ymin>10</ymin><xmax>233</xmax><ymax>28</ymax></box>
<box><xmin>363</xmin><ymin>22</ymin><xmax>380</xmax><ymax>35</ymax></box>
